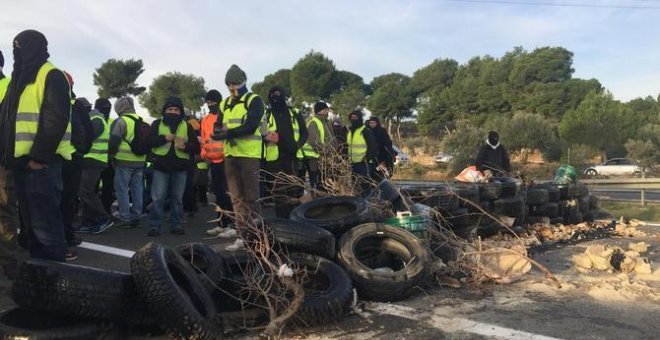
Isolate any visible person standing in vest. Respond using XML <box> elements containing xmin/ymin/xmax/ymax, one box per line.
<box><xmin>301</xmin><ymin>101</ymin><xmax>332</xmax><ymax>193</ymax></box>
<box><xmin>182</xmin><ymin>107</ymin><xmax>201</xmax><ymax>219</ymax></box>
<box><xmin>211</xmin><ymin>65</ymin><xmax>265</xmax><ymax>251</ymax></box>
<box><xmin>0</xmin><ymin>30</ymin><xmax>72</xmax><ymax>262</ymax></box>
<box><xmin>347</xmin><ymin>110</ymin><xmax>378</xmax><ymax>194</ymax></box>
<box><xmin>94</xmin><ymin>99</ymin><xmax>115</xmax><ymax>214</ymax></box>
<box><xmin>263</xmin><ymin>86</ymin><xmax>308</xmax><ymax>218</ymax></box>
<box><xmin>76</xmin><ymin>98</ymin><xmax>114</xmax><ymax>234</ymax></box>
<box><xmin>146</xmin><ymin>97</ymin><xmax>200</xmax><ymax>236</ymax></box>
<box><xmin>201</xmin><ymin>89</ymin><xmax>235</xmax><ymax>237</ymax></box>
<box><xmin>108</xmin><ymin>97</ymin><xmax>145</xmax><ymax>228</ymax></box>
<box><xmin>367</xmin><ymin>116</ymin><xmax>397</xmax><ymax>180</ymax></box>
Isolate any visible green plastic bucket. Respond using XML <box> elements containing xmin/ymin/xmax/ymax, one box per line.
<box><xmin>553</xmin><ymin>164</ymin><xmax>577</xmax><ymax>185</ymax></box>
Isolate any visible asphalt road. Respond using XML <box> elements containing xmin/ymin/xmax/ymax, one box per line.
<box><xmin>4</xmin><ymin>202</ymin><xmax>659</xmax><ymax>339</ymax></box>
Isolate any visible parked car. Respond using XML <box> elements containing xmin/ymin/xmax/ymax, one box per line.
<box><xmin>434</xmin><ymin>152</ymin><xmax>453</xmax><ymax>165</ymax></box>
<box><xmin>392</xmin><ymin>145</ymin><xmax>409</xmax><ymax>167</ymax></box>
<box><xmin>583</xmin><ymin>158</ymin><xmax>642</xmax><ymax>176</ymax></box>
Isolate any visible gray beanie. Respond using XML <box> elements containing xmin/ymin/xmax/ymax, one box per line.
<box><xmin>114</xmin><ymin>97</ymin><xmax>136</xmax><ymax>115</ymax></box>
<box><xmin>225</xmin><ymin>64</ymin><xmax>247</xmax><ymax>85</ymax></box>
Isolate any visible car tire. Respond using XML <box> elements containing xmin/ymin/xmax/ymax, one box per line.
<box><xmin>536</xmin><ymin>183</ymin><xmax>560</xmax><ymax>202</ymax></box>
<box><xmin>526</xmin><ymin>188</ymin><xmax>549</xmax><ymax>205</ymax></box>
<box><xmin>585</xmin><ymin>169</ymin><xmax>598</xmax><ymax>176</ymax></box>
<box><xmin>130</xmin><ymin>242</ymin><xmax>222</xmax><ymax>340</ymax></box>
<box><xmin>574</xmin><ymin>182</ymin><xmax>589</xmax><ymax>198</ymax></box>
<box><xmin>290</xmin><ymin>253</ymin><xmax>353</xmax><ymax>325</ymax></box>
<box><xmin>290</xmin><ymin>196</ymin><xmax>372</xmax><ymax>234</ymax></box>
<box><xmin>401</xmin><ymin>185</ymin><xmax>460</xmax><ymax>211</ymax></box>
<box><xmin>175</xmin><ymin>243</ymin><xmax>226</xmax><ymax>296</ymax></box>
<box><xmin>337</xmin><ymin>223</ymin><xmax>432</xmax><ymax>302</ymax></box>
<box><xmin>11</xmin><ymin>259</ymin><xmax>154</xmax><ymax>326</ymax></box>
<box><xmin>478</xmin><ymin>182</ymin><xmax>503</xmax><ymax>200</ymax></box>
<box><xmin>265</xmin><ymin>218</ymin><xmax>336</xmax><ymax>259</ymax></box>
<box><xmin>557</xmin><ymin>184</ymin><xmax>575</xmax><ymax>200</ymax></box>
<box><xmin>370</xmin><ymin>179</ymin><xmax>409</xmax><ymax>212</ymax></box>
<box><xmin>0</xmin><ymin>308</ymin><xmax>107</xmax><ymax>340</ymax></box>
<box><xmin>438</xmin><ymin>207</ymin><xmax>470</xmax><ymax>230</ymax></box>
<box><xmin>449</xmin><ymin>183</ymin><xmax>480</xmax><ymax>209</ymax></box>
<box><xmin>492</xmin><ymin>196</ymin><xmax>524</xmax><ymax>216</ymax></box>
<box><xmin>492</xmin><ymin>177</ymin><xmax>519</xmax><ymax>197</ymax></box>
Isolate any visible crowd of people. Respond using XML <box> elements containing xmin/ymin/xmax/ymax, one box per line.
<box><xmin>0</xmin><ymin>30</ymin><xmax>398</xmax><ymax>273</ymax></box>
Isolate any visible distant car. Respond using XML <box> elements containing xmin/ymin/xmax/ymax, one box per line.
<box><xmin>583</xmin><ymin>158</ymin><xmax>642</xmax><ymax>176</ymax></box>
<box><xmin>434</xmin><ymin>152</ymin><xmax>453</xmax><ymax>164</ymax></box>
<box><xmin>392</xmin><ymin>145</ymin><xmax>409</xmax><ymax>167</ymax></box>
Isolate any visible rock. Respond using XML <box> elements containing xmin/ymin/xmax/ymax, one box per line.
<box><xmin>585</xmin><ymin>245</ymin><xmax>612</xmax><ymax>271</ymax></box>
<box><xmin>634</xmin><ymin>258</ymin><xmax>652</xmax><ymax>275</ymax></box>
<box><xmin>629</xmin><ymin>242</ymin><xmax>649</xmax><ymax>253</ymax></box>
<box><xmin>572</xmin><ymin>253</ymin><xmax>593</xmax><ymax>270</ymax></box>
<box><xmin>624</xmin><ymin>250</ymin><xmax>641</xmax><ymax>259</ymax></box>
<box><xmin>619</xmin><ymin>256</ymin><xmax>636</xmax><ymax>273</ymax></box>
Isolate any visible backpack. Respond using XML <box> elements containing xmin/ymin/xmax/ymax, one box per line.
<box><xmin>71</xmin><ymin>109</ymin><xmax>94</xmax><ymax>155</ymax></box>
<box><xmin>121</xmin><ymin>115</ymin><xmax>151</xmax><ymax>155</ymax></box>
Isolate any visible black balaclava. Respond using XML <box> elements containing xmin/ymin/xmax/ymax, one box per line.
<box><xmin>487</xmin><ymin>131</ymin><xmax>500</xmax><ymax>149</ymax></box>
<box><xmin>161</xmin><ymin>96</ymin><xmax>184</xmax><ymax>128</ymax></box>
<box><xmin>349</xmin><ymin>110</ymin><xmax>364</xmax><ymax>130</ymax></box>
<box><xmin>268</xmin><ymin>85</ymin><xmax>287</xmax><ymax>111</ymax></box>
<box><xmin>205</xmin><ymin>89</ymin><xmax>222</xmax><ymax>114</ymax></box>
<box><xmin>367</xmin><ymin>116</ymin><xmax>381</xmax><ymax>128</ymax></box>
<box><xmin>72</xmin><ymin>97</ymin><xmax>92</xmax><ymax>116</ymax></box>
<box><xmin>94</xmin><ymin>98</ymin><xmax>112</xmax><ymax>119</ymax></box>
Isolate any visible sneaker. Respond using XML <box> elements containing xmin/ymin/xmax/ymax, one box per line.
<box><xmin>114</xmin><ymin>218</ymin><xmax>133</xmax><ymax>229</ymax></box>
<box><xmin>76</xmin><ymin>224</ymin><xmax>100</xmax><ymax>234</ymax></box>
<box><xmin>205</xmin><ymin>226</ymin><xmax>225</xmax><ymax>236</ymax></box>
<box><xmin>67</xmin><ymin>234</ymin><xmax>83</xmax><ymax>247</ymax></box>
<box><xmin>225</xmin><ymin>239</ymin><xmax>245</xmax><ymax>252</ymax></box>
<box><xmin>93</xmin><ymin>219</ymin><xmax>114</xmax><ymax>235</ymax></box>
<box><xmin>217</xmin><ymin>228</ymin><xmax>237</xmax><ymax>239</ymax></box>
<box><xmin>170</xmin><ymin>227</ymin><xmax>185</xmax><ymax>235</ymax></box>
<box><xmin>66</xmin><ymin>251</ymin><xmax>78</xmax><ymax>261</ymax></box>
<box><xmin>130</xmin><ymin>219</ymin><xmax>141</xmax><ymax>227</ymax></box>
<box><xmin>147</xmin><ymin>229</ymin><xmax>160</xmax><ymax>237</ymax></box>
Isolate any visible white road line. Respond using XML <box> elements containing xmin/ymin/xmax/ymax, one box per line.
<box><xmin>366</xmin><ymin>302</ymin><xmax>563</xmax><ymax>340</ymax></box>
<box><xmin>79</xmin><ymin>241</ymin><xmax>135</xmax><ymax>258</ymax></box>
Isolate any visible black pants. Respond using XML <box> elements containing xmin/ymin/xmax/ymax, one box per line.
<box><xmin>183</xmin><ymin>166</ymin><xmax>197</xmax><ymax>213</ymax></box>
<box><xmin>99</xmin><ymin>166</ymin><xmax>114</xmax><ymax>214</ymax></box>
<box><xmin>352</xmin><ymin>161</ymin><xmax>373</xmax><ymax>197</ymax></box>
<box><xmin>209</xmin><ymin>162</ymin><xmax>232</xmax><ymax>227</ymax></box>
<box><xmin>61</xmin><ymin>157</ymin><xmax>82</xmax><ymax>243</ymax></box>
<box><xmin>79</xmin><ymin>166</ymin><xmax>110</xmax><ymax>225</ymax></box>
<box><xmin>264</xmin><ymin>158</ymin><xmax>301</xmax><ymax>218</ymax></box>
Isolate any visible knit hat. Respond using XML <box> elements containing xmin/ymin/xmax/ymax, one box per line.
<box><xmin>0</xmin><ymin>50</ymin><xmax>4</xmax><ymax>67</ymax></box>
<box><xmin>225</xmin><ymin>64</ymin><xmax>247</xmax><ymax>85</ymax></box>
<box><xmin>205</xmin><ymin>89</ymin><xmax>222</xmax><ymax>102</ymax></box>
<box><xmin>314</xmin><ymin>101</ymin><xmax>329</xmax><ymax>114</ymax></box>
<box><xmin>114</xmin><ymin>96</ymin><xmax>136</xmax><ymax>115</ymax></box>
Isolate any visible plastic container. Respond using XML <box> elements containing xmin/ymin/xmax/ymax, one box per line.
<box><xmin>553</xmin><ymin>164</ymin><xmax>577</xmax><ymax>185</ymax></box>
<box><xmin>385</xmin><ymin>211</ymin><xmax>429</xmax><ymax>240</ymax></box>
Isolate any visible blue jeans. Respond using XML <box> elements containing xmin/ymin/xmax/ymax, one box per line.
<box><xmin>149</xmin><ymin>170</ymin><xmax>186</xmax><ymax>231</ymax></box>
<box><xmin>14</xmin><ymin>164</ymin><xmax>66</xmax><ymax>262</ymax></box>
<box><xmin>114</xmin><ymin>166</ymin><xmax>144</xmax><ymax>221</ymax></box>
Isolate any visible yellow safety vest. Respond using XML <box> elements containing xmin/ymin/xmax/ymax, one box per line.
<box><xmin>196</xmin><ymin>161</ymin><xmax>209</xmax><ymax>170</ymax></box>
<box><xmin>221</xmin><ymin>93</ymin><xmax>263</xmax><ymax>158</ymax></box>
<box><xmin>115</xmin><ymin>113</ymin><xmax>146</xmax><ymax>162</ymax></box>
<box><xmin>0</xmin><ymin>77</ymin><xmax>10</xmax><ymax>103</ymax></box>
<box><xmin>151</xmin><ymin>120</ymin><xmax>189</xmax><ymax>159</ymax></box>
<box><xmin>347</xmin><ymin>126</ymin><xmax>367</xmax><ymax>164</ymax></box>
<box><xmin>85</xmin><ymin>112</ymin><xmax>109</xmax><ymax>163</ymax></box>
<box><xmin>302</xmin><ymin>116</ymin><xmax>325</xmax><ymax>159</ymax></box>
<box><xmin>263</xmin><ymin>108</ymin><xmax>302</xmax><ymax>162</ymax></box>
<box><xmin>14</xmin><ymin>61</ymin><xmax>73</xmax><ymax>160</ymax></box>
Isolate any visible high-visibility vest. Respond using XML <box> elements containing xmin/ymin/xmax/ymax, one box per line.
<box><xmin>347</xmin><ymin>126</ymin><xmax>367</xmax><ymax>164</ymax></box>
<box><xmin>263</xmin><ymin>108</ymin><xmax>303</xmax><ymax>162</ymax></box>
<box><xmin>85</xmin><ymin>112</ymin><xmax>109</xmax><ymax>163</ymax></box>
<box><xmin>0</xmin><ymin>77</ymin><xmax>10</xmax><ymax>103</ymax></box>
<box><xmin>115</xmin><ymin>113</ymin><xmax>146</xmax><ymax>162</ymax></box>
<box><xmin>14</xmin><ymin>61</ymin><xmax>73</xmax><ymax>160</ymax></box>
<box><xmin>302</xmin><ymin>116</ymin><xmax>325</xmax><ymax>159</ymax></box>
<box><xmin>151</xmin><ymin>120</ymin><xmax>189</xmax><ymax>159</ymax></box>
<box><xmin>221</xmin><ymin>93</ymin><xmax>263</xmax><ymax>159</ymax></box>
<box><xmin>196</xmin><ymin>161</ymin><xmax>209</xmax><ymax>170</ymax></box>
<box><xmin>200</xmin><ymin>113</ymin><xmax>224</xmax><ymax>163</ymax></box>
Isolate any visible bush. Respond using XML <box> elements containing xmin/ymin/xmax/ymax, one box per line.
<box><xmin>440</xmin><ymin>120</ymin><xmax>486</xmax><ymax>173</ymax></box>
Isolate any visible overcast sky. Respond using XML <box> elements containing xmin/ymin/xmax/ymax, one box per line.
<box><xmin>2</xmin><ymin>0</ymin><xmax>659</xmax><ymax>113</ymax></box>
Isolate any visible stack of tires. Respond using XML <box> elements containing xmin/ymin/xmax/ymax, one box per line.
<box><xmin>290</xmin><ymin>195</ymin><xmax>434</xmax><ymax>302</ymax></box>
<box><xmin>536</xmin><ymin>181</ymin><xmax>602</xmax><ymax>225</ymax></box>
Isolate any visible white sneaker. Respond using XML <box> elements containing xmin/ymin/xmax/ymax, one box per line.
<box><xmin>225</xmin><ymin>239</ymin><xmax>245</xmax><ymax>252</ymax></box>
<box><xmin>218</xmin><ymin>228</ymin><xmax>238</xmax><ymax>238</ymax></box>
<box><xmin>205</xmin><ymin>226</ymin><xmax>225</xmax><ymax>236</ymax></box>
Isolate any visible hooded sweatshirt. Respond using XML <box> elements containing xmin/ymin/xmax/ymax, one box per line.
<box><xmin>267</xmin><ymin>86</ymin><xmax>308</xmax><ymax>160</ymax></box>
<box><xmin>108</xmin><ymin>96</ymin><xmax>145</xmax><ymax>168</ymax></box>
<box><xmin>367</xmin><ymin>116</ymin><xmax>397</xmax><ymax>166</ymax></box>
<box><xmin>475</xmin><ymin>134</ymin><xmax>511</xmax><ymax>173</ymax></box>
<box><xmin>0</xmin><ymin>30</ymin><xmax>71</xmax><ymax>169</ymax></box>
<box><xmin>147</xmin><ymin>96</ymin><xmax>200</xmax><ymax>172</ymax></box>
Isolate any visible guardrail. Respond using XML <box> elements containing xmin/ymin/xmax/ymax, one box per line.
<box><xmin>582</xmin><ymin>178</ymin><xmax>660</xmax><ymax>206</ymax></box>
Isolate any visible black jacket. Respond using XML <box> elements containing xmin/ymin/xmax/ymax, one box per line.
<box><xmin>475</xmin><ymin>144</ymin><xmax>511</xmax><ymax>174</ymax></box>
<box><xmin>0</xmin><ymin>69</ymin><xmax>70</xmax><ymax>169</ymax></box>
<box><xmin>147</xmin><ymin>118</ymin><xmax>201</xmax><ymax>173</ymax></box>
<box><xmin>268</xmin><ymin>107</ymin><xmax>308</xmax><ymax>161</ymax></box>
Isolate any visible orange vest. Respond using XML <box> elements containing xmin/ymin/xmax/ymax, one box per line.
<box><xmin>200</xmin><ymin>113</ymin><xmax>224</xmax><ymax>163</ymax></box>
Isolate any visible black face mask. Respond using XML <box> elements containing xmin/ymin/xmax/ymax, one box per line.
<box><xmin>269</xmin><ymin>95</ymin><xmax>285</xmax><ymax>108</ymax></box>
<box><xmin>208</xmin><ymin>104</ymin><xmax>219</xmax><ymax>113</ymax></box>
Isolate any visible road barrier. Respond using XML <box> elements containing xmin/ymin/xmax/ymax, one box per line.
<box><xmin>583</xmin><ymin>178</ymin><xmax>660</xmax><ymax>206</ymax></box>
